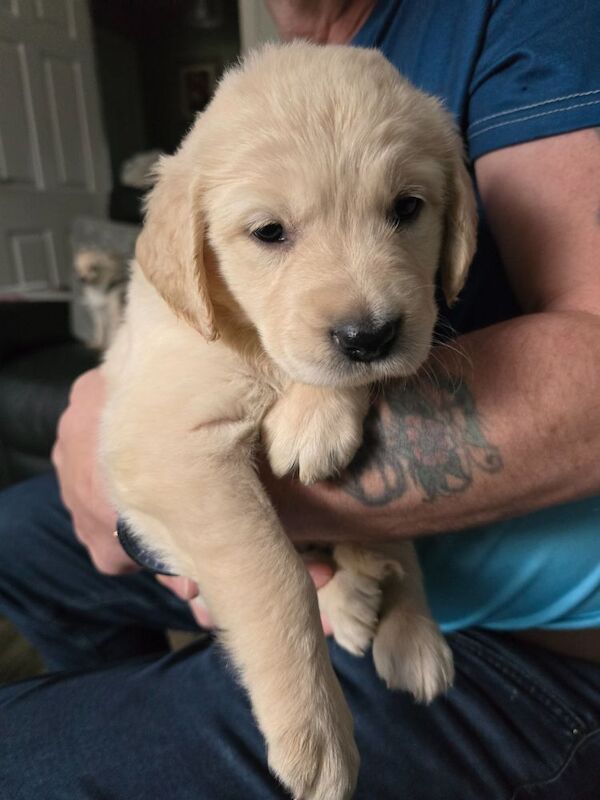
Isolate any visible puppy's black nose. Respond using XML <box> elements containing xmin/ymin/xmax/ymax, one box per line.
<box><xmin>331</xmin><ymin>318</ymin><xmax>401</xmax><ymax>362</ymax></box>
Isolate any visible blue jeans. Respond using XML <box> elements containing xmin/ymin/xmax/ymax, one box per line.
<box><xmin>1</xmin><ymin>473</ymin><xmax>599</xmax><ymax>799</ymax></box>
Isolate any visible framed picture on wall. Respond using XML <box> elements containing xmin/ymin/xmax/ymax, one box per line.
<box><xmin>180</xmin><ymin>63</ymin><xmax>219</xmax><ymax>119</ymax></box>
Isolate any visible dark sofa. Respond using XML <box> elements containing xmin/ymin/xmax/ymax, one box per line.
<box><xmin>0</xmin><ymin>302</ymin><xmax>99</xmax><ymax>489</ymax></box>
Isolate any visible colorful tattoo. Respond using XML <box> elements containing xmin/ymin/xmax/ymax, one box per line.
<box><xmin>343</xmin><ymin>374</ymin><xmax>503</xmax><ymax>506</ymax></box>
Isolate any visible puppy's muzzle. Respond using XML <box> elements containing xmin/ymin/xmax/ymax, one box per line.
<box><xmin>331</xmin><ymin>317</ymin><xmax>401</xmax><ymax>363</ymax></box>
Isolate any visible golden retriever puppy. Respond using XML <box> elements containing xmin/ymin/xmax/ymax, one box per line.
<box><xmin>101</xmin><ymin>43</ymin><xmax>476</xmax><ymax>800</ymax></box>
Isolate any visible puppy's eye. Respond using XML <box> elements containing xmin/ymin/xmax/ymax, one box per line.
<box><xmin>390</xmin><ymin>195</ymin><xmax>423</xmax><ymax>227</ymax></box>
<box><xmin>252</xmin><ymin>223</ymin><xmax>286</xmax><ymax>244</ymax></box>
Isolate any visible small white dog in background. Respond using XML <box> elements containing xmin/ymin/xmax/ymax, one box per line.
<box><xmin>73</xmin><ymin>249</ymin><xmax>128</xmax><ymax>350</ymax></box>
<box><xmin>101</xmin><ymin>43</ymin><xmax>476</xmax><ymax>800</ymax></box>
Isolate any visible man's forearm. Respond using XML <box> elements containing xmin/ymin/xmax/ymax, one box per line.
<box><xmin>343</xmin><ymin>350</ymin><xmax>503</xmax><ymax>510</ymax></box>
<box><xmin>278</xmin><ymin>310</ymin><xmax>600</xmax><ymax>542</ymax></box>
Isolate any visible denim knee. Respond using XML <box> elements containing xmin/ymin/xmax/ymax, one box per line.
<box><xmin>0</xmin><ymin>473</ymin><xmax>68</xmax><ymax>587</ymax></box>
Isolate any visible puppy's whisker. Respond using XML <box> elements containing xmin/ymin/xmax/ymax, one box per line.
<box><xmin>431</xmin><ymin>336</ymin><xmax>473</xmax><ymax>372</ymax></box>
<box><xmin>433</xmin><ymin>318</ymin><xmax>462</xmax><ymax>344</ymax></box>
<box><xmin>419</xmin><ymin>361</ymin><xmax>442</xmax><ymax>392</ymax></box>
<box><xmin>369</xmin><ymin>380</ymin><xmax>385</xmax><ymax>406</ymax></box>
<box><xmin>426</xmin><ymin>351</ymin><xmax>453</xmax><ymax>385</ymax></box>
<box><xmin>435</xmin><ymin>317</ymin><xmax>458</xmax><ymax>334</ymax></box>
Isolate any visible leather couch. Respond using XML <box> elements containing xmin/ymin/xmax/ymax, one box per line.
<box><xmin>0</xmin><ymin>302</ymin><xmax>99</xmax><ymax>489</ymax></box>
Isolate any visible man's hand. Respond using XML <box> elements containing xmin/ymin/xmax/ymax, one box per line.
<box><xmin>52</xmin><ymin>368</ymin><xmax>137</xmax><ymax>575</ymax></box>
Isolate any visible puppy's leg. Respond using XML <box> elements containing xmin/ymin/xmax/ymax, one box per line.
<box><xmin>320</xmin><ymin>543</ymin><xmax>453</xmax><ymax>703</ymax></box>
<box><xmin>104</xmin><ymin>420</ymin><xmax>358</xmax><ymax>800</ymax></box>
<box><xmin>318</xmin><ymin>544</ymin><xmax>386</xmax><ymax>656</ymax></box>
<box><xmin>262</xmin><ymin>384</ymin><xmax>451</xmax><ymax>702</ymax></box>
<box><xmin>263</xmin><ymin>383</ymin><xmax>369</xmax><ymax>484</ymax></box>
<box><xmin>371</xmin><ymin>541</ymin><xmax>454</xmax><ymax>703</ymax></box>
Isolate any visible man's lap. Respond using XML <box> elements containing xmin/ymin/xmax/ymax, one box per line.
<box><xmin>0</xmin><ymin>473</ymin><xmax>196</xmax><ymax>670</ymax></box>
<box><xmin>1</xmin><ymin>628</ymin><xmax>600</xmax><ymax>799</ymax></box>
<box><xmin>1</xmin><ymin>472</ymin><xmax>600</xmax><ymax>798</ymax></box>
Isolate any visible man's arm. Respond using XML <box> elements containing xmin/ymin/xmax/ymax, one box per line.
<box><xmin>270</xmin><ymin>128</ymin><xmax>600</xmax><ymax>543</ymax></box>
<box><xmin>262</xmin><ymin>3</ymin><xmax>600</xmax><ymax>541</ymax></box>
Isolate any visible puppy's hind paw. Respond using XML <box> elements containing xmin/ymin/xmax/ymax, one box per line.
<box><xmin>318</xmin><ymin>569</ymin><xmax>382</xmax><ymax>656</ymax></box>
<box><xmin>373</xmin><ymin>613</ymin><xmax>454</xmax><ymax>704</ymax></box>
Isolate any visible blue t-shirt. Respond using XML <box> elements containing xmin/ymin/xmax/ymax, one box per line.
<box><xmin>354</xmin><ymin>0</ymin><xmax>600</xmax><ymax>336</ymax></box>
<box><xmin>353</xmin><ymin>1</ymin><xmax>600</xmax><ymax>631</ymax></box>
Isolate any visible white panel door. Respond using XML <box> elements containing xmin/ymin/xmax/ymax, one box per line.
<box><xmin>0</xmin><ymin>0</ymin><xmax>110</xmax><ymax>296</ymax></box>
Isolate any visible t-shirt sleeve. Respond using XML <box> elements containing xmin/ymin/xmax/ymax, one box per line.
<box><xmin>467</xmin><ymin>0</ymin><xmax>600</xmax><ymax>160</ymax></box>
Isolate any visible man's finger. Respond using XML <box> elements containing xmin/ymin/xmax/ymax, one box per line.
<box><xmin>157</xmin><ymin>574</ymin><xmax>199</xmax><ymax>601</ymax></box>
<box><xmin>306</xmin><ymin>561</ymin><xmax>334</xmax><ymax>589</ymax></box>
<box><xmin>189</xmin><ymin>596</ymin><xmax>213</xmax><ymax>628</ymax></box>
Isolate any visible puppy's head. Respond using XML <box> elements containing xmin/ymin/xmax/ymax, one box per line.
<box><xmin>136</xmin><ymin>43</ymin><xmax>476</xmax><ymax>386</ymax></box>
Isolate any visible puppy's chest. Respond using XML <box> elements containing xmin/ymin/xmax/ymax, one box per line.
<box><xmin>184</xmin><ymin>354</ymin><xmax>280</xmax><ymax>441</ymax></box>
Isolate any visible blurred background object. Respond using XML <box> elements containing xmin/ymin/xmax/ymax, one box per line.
<box><xmin>0</xmin><ymin>0</ymin><xmax>277</xmax><ymax>680</ymax></box>
<box><xmin>0</xmin><ymin>0</ymin><xmax>282</xmax><ymax>490</ymax></box>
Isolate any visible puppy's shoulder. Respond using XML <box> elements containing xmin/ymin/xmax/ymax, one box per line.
<box><xmin>104</xmin><ymin>263</ymin><xmax>275</xmax><ymax>430</ymax></box>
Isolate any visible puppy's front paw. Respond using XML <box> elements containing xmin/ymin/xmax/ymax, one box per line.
<box><xmin>318</xmin><ymin>569</ymin><xmax>382</xmax><ymax>656</ymax></box>
<box><xmin>263</xmin><ymin>385</ymin><xmax>368</xmax><ymax>484</ymax></box>
<box><xmin>267</xmin><ymin>692</ymin><xmax>359</xmax><ymax>800</ymax></box>
<box><xmin>373</xmin><ymin>612</ymin><xmax>454</xmax><ymax>703</ymax></box>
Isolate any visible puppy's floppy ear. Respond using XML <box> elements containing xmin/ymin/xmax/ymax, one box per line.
<box><xmin>440</xmin><ymin>152</ymin><xmax>478</xmax><ymax>306</ymax></box>
<box><xmin>135</xmin><ymin>154</ymin><xmax>218</xmax><ymax>341</ymax></box>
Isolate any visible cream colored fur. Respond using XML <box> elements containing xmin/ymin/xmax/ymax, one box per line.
<box><xmin>101</xmin><ymin>43</ymin><xmax>476</xmax><ymax>800</ymax></box>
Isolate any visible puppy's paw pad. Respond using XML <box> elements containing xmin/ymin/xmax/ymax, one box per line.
<box><xmin>373</xmin><ymin>616</ymin><xmax>454</xmax><ymax>703</ymax></box>
<box><xmin>319</xmin><ymin>570</ymin><xmax>382</xmax><ymax>655</ymax></box>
